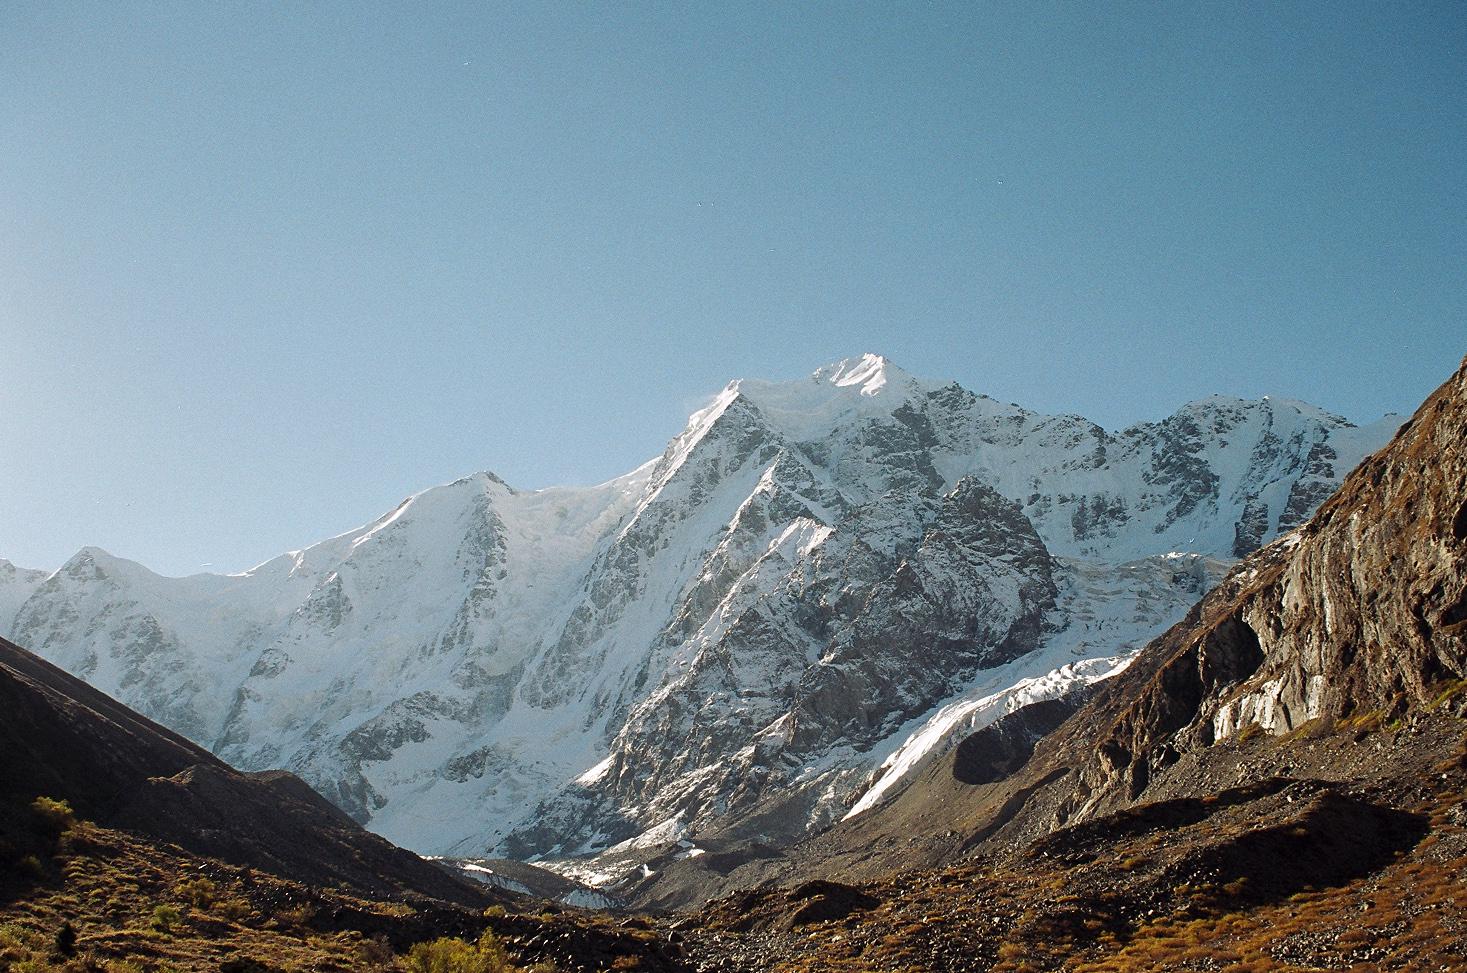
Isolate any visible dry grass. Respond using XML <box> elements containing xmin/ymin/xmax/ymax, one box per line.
<box><xmin>0</xmin><ymin>804</ymin><xmax>679</xmax><ymax>973</ymax></box>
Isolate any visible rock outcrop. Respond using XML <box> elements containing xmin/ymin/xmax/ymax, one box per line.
<box><xmin>1078</xmin><ymin>356</ymin><xmax>1464</xmax><ymax>818</ymax></box>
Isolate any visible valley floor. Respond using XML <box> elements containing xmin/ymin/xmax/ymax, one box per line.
<box><xmin>672</xmin><ymin>711</ymin><xmax>1467</xmax><ymax>973</ymax></box>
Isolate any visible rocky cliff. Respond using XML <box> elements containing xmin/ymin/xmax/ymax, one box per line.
<box><xmin>1077</xmin><ymin>353</ymin><xmax>1465</xmax><ymax>817</ymax></box>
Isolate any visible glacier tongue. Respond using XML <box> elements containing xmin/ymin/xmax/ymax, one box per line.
<box><xmin>0</xmin><ymin>356</ymin><xmax>1395</xmax><ymax>862</ymax></box>
<box><xmin>841</xmin><ymin>552</ymin><xmax>1230</xmax><ymax>820</ymax></box>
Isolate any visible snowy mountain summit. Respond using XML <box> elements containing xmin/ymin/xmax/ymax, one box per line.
<box><xmin>0</xmin><ymin>355</ymin><xmax>1398</xmax><ymax>871</ymax></box>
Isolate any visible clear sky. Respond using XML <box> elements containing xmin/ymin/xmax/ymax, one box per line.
<box><xmin>2</xmin><ymin>2</ymin><xmax>1463</xmax><ymax>577</ymax></box>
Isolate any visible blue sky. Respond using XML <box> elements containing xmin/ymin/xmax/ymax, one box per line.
<box><xmin>2</xmin><ymin>2</ymin><xmax>1463</xmax><ymax>576</ymax></box>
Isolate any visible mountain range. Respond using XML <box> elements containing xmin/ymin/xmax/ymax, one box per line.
<box><xmin>0</xmin><ymin>355</ymin><xmax>1399</xmax><ymax>870</ymax></box>
<box><xmin>3</xmin><ymin>352</ymin><xmax>1464</xmax><ymax>973</ymax></box>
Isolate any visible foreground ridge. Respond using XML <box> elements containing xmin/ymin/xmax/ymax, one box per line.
<box><xmin>0</xmin><ymin>634</ymin><xmax>689</xmax><ymax>971</ymax></box>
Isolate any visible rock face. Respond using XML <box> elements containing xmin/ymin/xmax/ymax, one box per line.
<box><xmin>1086</xmin><ymin>353</ymin><xmax>1467</xmax><ymax>814</ymax></box>
<box><xmin>0</xmin><ymin>355</ymin><xmax>1395</xmax><ymax>859</ymax></box>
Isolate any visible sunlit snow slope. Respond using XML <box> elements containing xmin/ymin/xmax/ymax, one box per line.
<box><xmin>0</xmin><ymin>355</ymin><xmax>1396</xmax><ymax>860</ymax></box>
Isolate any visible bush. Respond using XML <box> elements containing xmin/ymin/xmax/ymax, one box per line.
<box><xmin>354</xmin><ymin>935</ymin><xmax>396</xmax><ymax>969</ymax></box>
<box><xmin>54</xmin><ymin>920</ymin><xmax>77</xmax><ymax>956</ymax></box>
<box><xmin>175</xmin><ymin>876</ymin><xmax>216</xmax><ymax>909</ymax></box>
<box><xmin>217</xmin><ymin>897</ymin><xmax>252</xmax><ymax>922</ymax></box>
<box><xmin>30</xmin><ymin>797</ymin><xmax>76</xmax><ymax>834</ymax></box>
<box><xmin>0</xmin><ymin>922</ymin><xmax>41</xmax><ymax>956</ymax></box>
<box><xmin>403</xmin><ymin>932</ymin><xmax>517</xmax><ymax>973</ymax></box>
<box><xmin>17</xmin><ymin>855</ymin><xmax>44</xmax><ymax>880</ymax></box>
<box><xmin>404</xmin><ymin>938</ymin><xmax>489</xmax><ymax>973</ymax></box>
<box><xmin>150</xmin><ymin>904</ymin><xmax>181</xmax><ymax>932</ymax></box>
<box><xmin>275</xmin><ymin>902</ymin><xmax>316</xmax><ymax>927</ymax></box>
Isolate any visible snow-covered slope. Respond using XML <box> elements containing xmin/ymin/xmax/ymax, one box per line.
<box><xmin>0</xmin><ymin>355</ymin><xmax>1396</xmax><ymax>864</ymax></box>
<box><xmin>0</xmin><ymin>560</ymin><xmax>47</xmax><ymax>633</ymax></box>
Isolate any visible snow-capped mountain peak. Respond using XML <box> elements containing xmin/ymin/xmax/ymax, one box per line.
<box><xmin>730</xmin><ymin>353</ymin><xmax>931</xmax><ymax>444</ymax></box>
<box><xmin>0</xmin><ymin>359</ymin><xmax>1396</xmax><ymax>866</ymax></box>
<box><xmin>814</xmin><ymin>352</ymin><xmax>909</xmax><ymax>395</ymax></box>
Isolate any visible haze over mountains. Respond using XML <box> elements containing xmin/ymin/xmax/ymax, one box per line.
<box><xmin>0</xmin><ymin>355</ymin><xmax>1399</xmax><ymax>868</ymax></box>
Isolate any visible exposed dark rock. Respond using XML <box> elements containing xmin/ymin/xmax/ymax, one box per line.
<box><xmin>952</xmin><ymin>690</ymin><xmax>1094</xmax><ymax>786</ymax></box>
<box><xmin>784</xmin><ymin>880</ymin><xmax>879</xmax><ymax>926</ymax></box>
<box><xmin>1231</xmin><ymin>497</ymin><xmax>1271</xmax><ymax>556</ymax></box>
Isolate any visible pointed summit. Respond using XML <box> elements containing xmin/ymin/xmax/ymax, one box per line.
<box><xmin>719</xmin><ymin>354</ymin><xmax>933</xmax><ymax>442</ymax></box>
<box><xmin>62</xmin><ymin>546</ymin><xmax>116</xmax><ymax>577</ymax></box>
<box><xmin>813</xmin><ymin>353</ymin><xmax>912</xmax><ymax>397</ymax></box>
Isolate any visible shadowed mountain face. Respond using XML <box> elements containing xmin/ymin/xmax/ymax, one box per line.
<box><xmin>0</xmin><ymin>356</ymin><xmax>1395</xmax><ymax>862</ymax></box>
<box><xmin>0</xmin><ymin>635</ymin><xmax>485</xmax><ymax>908</ymax></box>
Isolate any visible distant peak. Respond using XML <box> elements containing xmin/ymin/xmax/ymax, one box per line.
<box><xmin>450</xmin><ymin>470</ymin><xmax>513</xmax><ymax>492</ymax></box>
<box><xmin>811</xmin><ymin>353</ymin><xmax>910</xmax><ymax>397</ymax></box>
<box><xmin>59</xmin><ymin>546</ymin><xmax>130</xmax><ymax>581</ymax></box>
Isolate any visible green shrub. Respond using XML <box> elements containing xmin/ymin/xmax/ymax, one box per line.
<box><xmin>176</xmin><ymin>876</ymin><xmax>217</xmax><ymax>909</ymax></box>
<box><xmin>403</xmin><ymin>932</ymin><xmax>518</xmax><ymax>973</ymax></box>
<box><xmin>404</xmin><ymin>938</ymin><xmax>488</xmax><ymax>973</ymax></box>
<box><xmin>217</xmin><ymin>897</ymin><xmax>252</xmax><ymax>922</ymax></box>
<box><xmin>0</xmin><ymin>922</ymin><xmax>41</xmax><ymax>955</ymax></box>
<box><xmin>150</xmin><ymin>904</ymin><xmax>181</xmax><ymax>932</ymax></box>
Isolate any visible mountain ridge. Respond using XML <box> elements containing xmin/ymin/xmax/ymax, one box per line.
<box><xmin>4</xmin><ymin>354</ymin><xmax>1397</xmax><ymax>582</ymax></box>
<box><xmin>686</xmin><ymin>353</ymin><xmax>1465</xmax><ymax>901</ymax></box>
<box><xmin>0</xmin><ymin>355</ymin><xmax>1398</xmax><ymax>866</ymax></box>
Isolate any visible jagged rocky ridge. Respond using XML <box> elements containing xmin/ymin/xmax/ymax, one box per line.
<box><xmin>1085</xmin><ymin>352</ymin><xmax>1467</xmax><ymax>811</ymax></box>
<box><xmin>0</xmin><ymin>355</ymin><xmax>1397</xmax><ymax>863</ymax></box>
